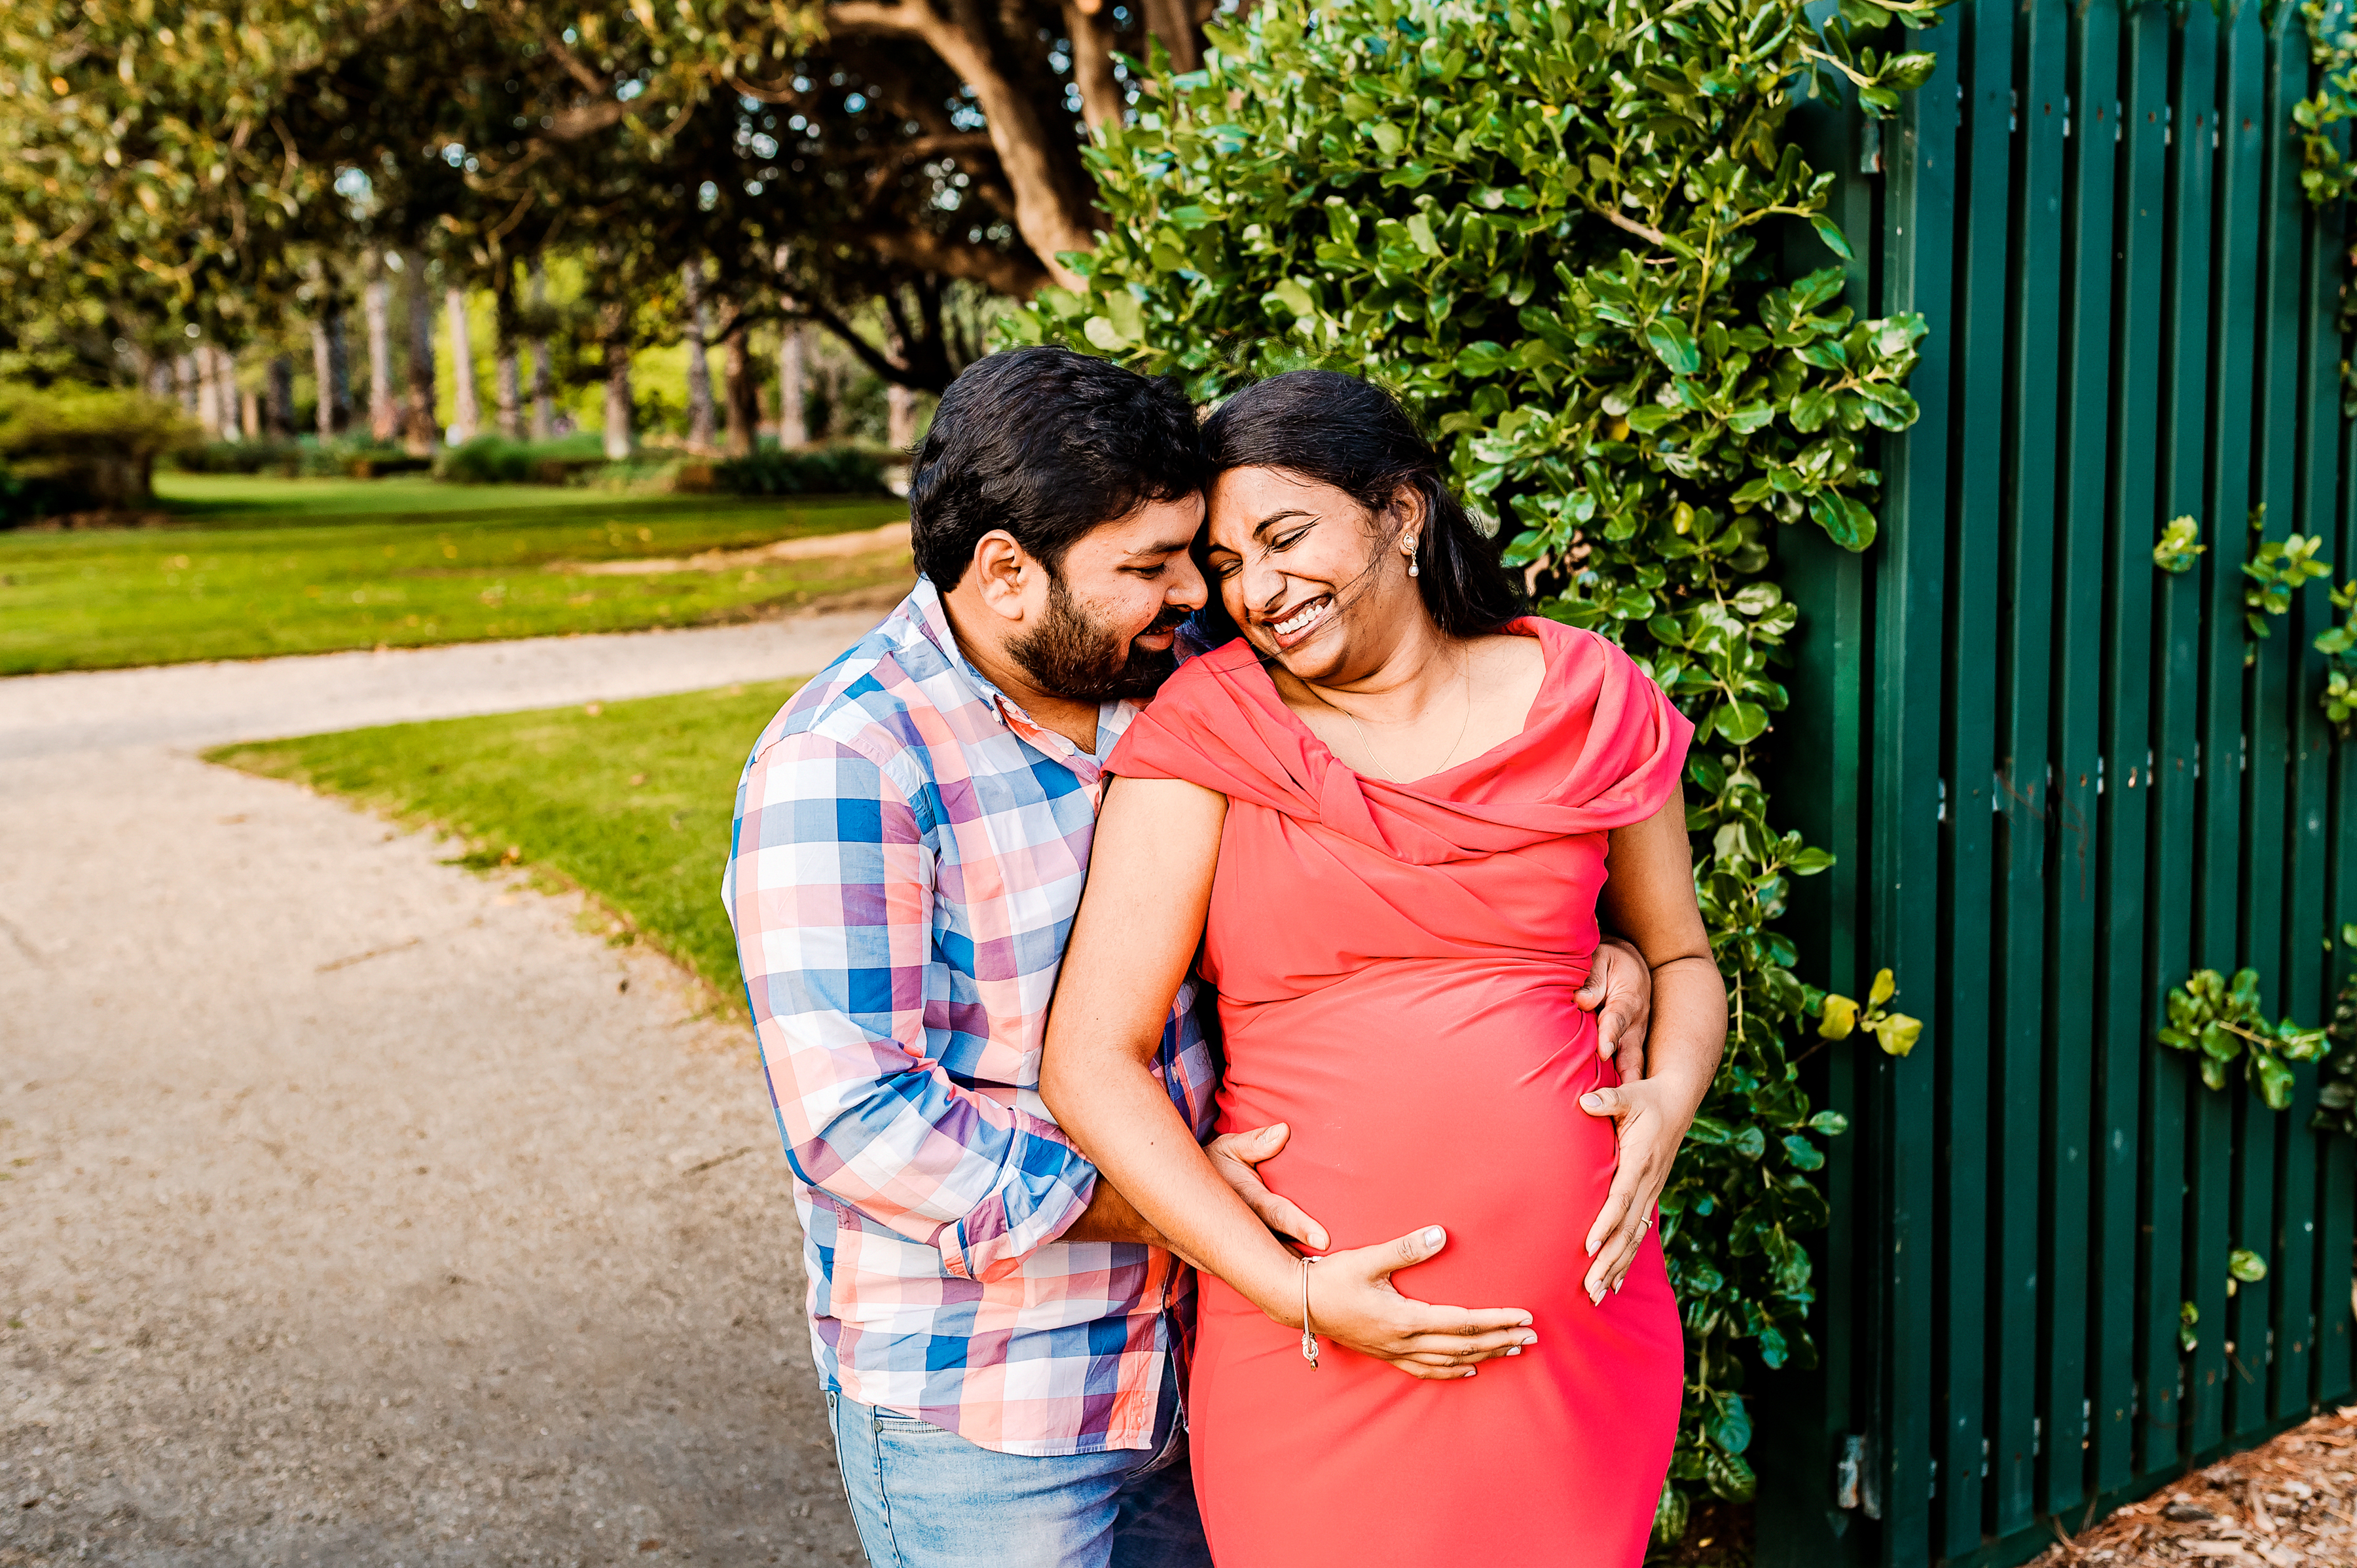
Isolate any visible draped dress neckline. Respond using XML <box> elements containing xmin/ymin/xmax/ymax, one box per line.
<box><xmin>1139</xmin><ymin>617</ymin><xmax>1687</xmax><ymax>867</ymax></box>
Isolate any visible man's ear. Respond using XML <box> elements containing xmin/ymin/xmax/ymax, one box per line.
<box><xmin>968</xmin><ymin>530</ymin><xmax>1035</xmax><ymax>623</ymax></box>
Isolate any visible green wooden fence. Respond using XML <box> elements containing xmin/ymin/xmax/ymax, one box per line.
<box><xmin>1757</xmin><ymin>1</ymin><xmax>2357</xmax><ymax>1563</ymax></box>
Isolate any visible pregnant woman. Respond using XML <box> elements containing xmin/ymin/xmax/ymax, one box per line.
<box><xmin>1039</xmin><ymin>370</ymin><xmax>1727</xmax><ymax>1567</ymax></box>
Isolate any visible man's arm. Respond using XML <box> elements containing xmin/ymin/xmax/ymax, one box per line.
<box><xmin>725</xmin><ymin>730</ymin><xmax>1108</xmax><ymax>1281</ymax></box>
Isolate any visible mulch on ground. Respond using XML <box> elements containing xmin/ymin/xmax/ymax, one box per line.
<box><xmin>2030</xmin><ymin>1406</ymin><xmax>2357</xmax><ymax>1565</ymax></box>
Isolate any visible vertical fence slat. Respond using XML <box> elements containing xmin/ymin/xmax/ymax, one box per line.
<box><xmin>2326</xmin><ymin>302</ymin><xmax>2357</xmax><ymax>1414</ymax></box>
<box><xmin>1992</xmin><ymin>0</ymin><xmax>2070</xmax><ymax>1528</ymax></box>
<box><xmin>1759</xmin><ymin>132</ymin><xmax>1873</xmax><ymax>1532</ymax></box>
<box><xmin>2042</xmin><ymin>0</ymin><xmax>2123</xmax><ymax>1516</ymax></box>
<box><xmin>2097</xmin><ymin>0</ymin><xmax>2170</xmax><ymax>1497</ymax></box>
<box><xmin>1876</xmin><ymin>34</ymin><xmax>1959</xmax><ymax>1559</ymax></box>
<box><xmin>2187</xmin><ymin>0</ymin><xmax>2271</xmax><ymax>1457</ymax></box>
<box><xmin>2138</xmin><ymin>0</ymin><xmax>2219</xmax><ymax>1479</ymax></box>
<box><xmin>1939</xmin><ymin>0</ymin><xmax>2017</xmax><ymax>1546</ymax></box>
<box><xmin>2273</xmin><ymin>10</ymin><xmax>2348</xmax><ymax>1423</ymax></box>
<box><xmin>2228</xmin><ymin>7</ymin><xmax>2304</xmax><ymax>1449</ymax></box>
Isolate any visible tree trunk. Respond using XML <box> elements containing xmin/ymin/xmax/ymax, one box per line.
<box><xmin>722</xmin><ymin>327</ymin><xmax>757</xmax><ymax>457</ymax></box>
<box><xmin>328</xmin><ymin>314</ymin><xmax>352</xmax><ymax>434</ymax></box>
<box><xmin>401</xmin><ymin>253</ymin><xmax>439</xmax><ymax>454</ymax></box>
<box><xmin>600</xmin><ymin>297</ymin><xmax>634</xmax><ymax>461</ymax></box>
<box><xmin>445</xmin><ymin>286</ymin><xmax>480</xmax><ymax>445</ymax></box>
<box><xmin>1142</xmin><ymin>0</ymin><xmax>1201</xmax><ymax>72</ymax></box>
<box><xmin>496</xmin><ymin>347</ymin><xmax>522</xmax><ymax>439</ymax></box>
<box><xmin>192</xmin><ymin>347</ymin><xmax>215</xmax><ymax>438</ymax></box>
<box><xmin>683</xmin><ymin>261</ymin><xmax>717</xmax><ymax>452</ymax></box>
<box><xmin>365</xmin><ymin>262</ymin><xmax>397</xmax><ymax>442</ymax></box>
<box><xmin>198</xmin><ymin>347</ymin><xmax>232</xmax><ymax>441</ymax></box>
<box><xmin>777</xmin><ymin>322</ymin><xmax>808</xmax><ymax>446</ymax></box>
<box><xmin>266</xmin><ymin>357</ymin><xmax>294</xmax><ymax>437</ymax></box>
<box><xmin>887</xmin><ymin>386</ymin><xmax>917</xmax><ymax>451</ymax></box>
<box><xmin>312</xmin><ymin>321</ymin><xmax>338</xmax><ymax>437</ymax></box>
<box><xmin>832</xmin><ymin>0</ymin><xmax>1100</xmax><ymax>290</ymax></box>
<box><xmin>1061</xmin><ymin>0</ymin><xmax>1125</xmax><ymax>133</ymax></box>
<box><xmin>528</xmin><ymin>259</ymin><xmax>555</xmax><ymax>441</ymax></box>
<box><xmin>223</xmin><ymin>348</ymin><xmax>249</xmax><ymax>440</ymax></box>
<box><xmin>241</xmin><ymin>386</ymin><xmax>263</xmax><ymax>441</ymax></box>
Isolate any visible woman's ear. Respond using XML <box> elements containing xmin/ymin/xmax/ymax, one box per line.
<box><xmin>1388</xmin><ymin>482</ymin><xmax>1429</xmax><ymax>536</ymax></box>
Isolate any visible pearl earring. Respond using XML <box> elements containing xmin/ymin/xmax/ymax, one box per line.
<box><xmin>1404</xmin><ymin>536</ymin><xmax>1420</xmax><ymax>577</ymax></box>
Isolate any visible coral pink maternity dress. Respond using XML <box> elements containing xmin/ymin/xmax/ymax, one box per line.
<box><xmin>1105</xmin><ymin>617</ymin><xmax>1692</xmax><ymax>1568</ymax></box>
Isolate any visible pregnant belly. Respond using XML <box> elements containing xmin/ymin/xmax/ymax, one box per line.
<box><xmin>1214</xmin><ymin>958</ymin><xmax>1619</xmax><ymax>1307</ymax></box>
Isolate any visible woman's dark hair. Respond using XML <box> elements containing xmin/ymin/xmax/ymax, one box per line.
<box><xmin>907</xmin><ymin>346</ymin><xmax>1205</xmax><ymax>589</ymax></box>
<box><xmin>1195</xmin><ymin>369</ymin><xmax>1523</xmax><ymax>643</ymax></box>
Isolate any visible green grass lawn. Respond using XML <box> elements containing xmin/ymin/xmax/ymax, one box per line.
<box><xmin>0</xmin><ymin>473</ymin><xmax>909</xmax><ymax>674</ymax></box>
<box><xmin>206</xmin><ymin>680</ymin><xmax>807</xmax><ymax>1010</ymax></box>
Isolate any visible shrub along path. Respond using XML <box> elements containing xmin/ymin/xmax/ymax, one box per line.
<box><xmin>0</xmin><ymin>613</ymin><xmax>889</xmax><ymax>1567</ymax></box>
<box><xmin>0</xmin><ymin>473</ymin><xmax>908</xmax><ymax>675</ymax></box>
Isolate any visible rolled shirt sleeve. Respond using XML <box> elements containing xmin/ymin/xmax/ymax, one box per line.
<box><xmin>724</xmin><ymin>731</ymin><xmax>1099</xmax><ymax>1282</ymax></box>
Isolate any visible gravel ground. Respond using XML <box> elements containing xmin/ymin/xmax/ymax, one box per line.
<box><xmin>0</xmin><ymin>617</ymin><xmax>892</xmax><ymax>1567</ymax></box>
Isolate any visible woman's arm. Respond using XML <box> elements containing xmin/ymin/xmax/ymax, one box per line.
<box><xmin>1042</xmin><ymin>775</ymin><xmax>1537</xmax><ymax>1379</ymax></box>
<box><xmin>1579</xmin><ymin>784</ymin><xmax>1729</xmax><ymax>1301</ymax></box>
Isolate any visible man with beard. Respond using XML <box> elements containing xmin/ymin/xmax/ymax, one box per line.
<box><xmin>722</xmin><ymin>348</ymin><xmax>1653</xmax><ymax>1567</ymax></box>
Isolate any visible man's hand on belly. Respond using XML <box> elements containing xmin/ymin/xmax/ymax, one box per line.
<box><xmin>1205</xmin><ymin>1123</ymin><xmax>1330</xmax><ymax>1252</ymax></box>
<box><xmin>1578</xmin><ymin>936</ymin><xmax>1654</xmax><ymax>1076</ymax></box>
<box><xmin>1059</xmin><ymin>1125</ymin><xmax>1327</xmax><ymax>1262</ymax></box>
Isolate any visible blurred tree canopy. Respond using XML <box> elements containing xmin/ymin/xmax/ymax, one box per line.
<box><xmin>0</xmin><ymin>0</ymin><xmax>1217</xmax><ymax>389</ymax></box>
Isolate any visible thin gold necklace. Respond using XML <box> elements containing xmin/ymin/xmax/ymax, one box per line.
<box><xmin>1306</xmin><ymin>653</ymin><xmax>1472</xmax><ymax>783</ymax></box>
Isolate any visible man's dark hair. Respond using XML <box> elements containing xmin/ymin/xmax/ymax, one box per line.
<box><xmin>1196</xmin><ymin>369</ymin><xmax>1523</xmax><ymax>642</ymax></box>
<box><xmin>907</xmin><ymin>347</ymin><xmax>1205</xmax><ymax>589</ymax></box>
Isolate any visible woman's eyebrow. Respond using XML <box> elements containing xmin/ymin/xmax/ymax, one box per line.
<box><xmin>1252</xmin><ymin>509</ymin><xmax>1314</xmax><ymax>539</ymax></box>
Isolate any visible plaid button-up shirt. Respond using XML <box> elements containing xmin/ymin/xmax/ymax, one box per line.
<box><xmin>722</xmin><ymin>578</ymin><xmax>1218</xmax><ymax>1457</ymax></box>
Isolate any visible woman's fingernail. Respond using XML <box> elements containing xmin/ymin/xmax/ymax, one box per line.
<box><xmin>1614</xmin><ymin>1278</ymin><xmax>1624</xmax><ymax>1295</ymax></box>
<box><xmin>1506</xmin><ymin>1347</ymin><xmax>1521</xmax><ymax>1357</ymax></box>
<box><xmin>1521</xmin><ymin>1334</ymin><xmax>1538</xmax><ymax>1345</ymax></box>
<box><xmin>1462</xmin><ymin>1368</ymin><xmax>1476</xmax><ymax>1378</ymax></box>
<box><xmin>1421</xmin><ymin>1227</ymin><xmax>1444</xmax><ymax>1247</ymax></box>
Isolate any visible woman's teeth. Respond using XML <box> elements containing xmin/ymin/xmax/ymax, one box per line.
<box><xmin>1273</xmin><ymin>599</ymin><xmax>1330</xmax><ymax>637</ymax></box>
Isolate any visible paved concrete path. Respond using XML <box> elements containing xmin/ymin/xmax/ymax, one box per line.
<box><xmin>0</xmin><ymin>614</ymin><xmax>896</xmax><ymax>1566</ymax></box>
<box><xmin>1</xmin><ymin>607</ymin><xmax>893</xmax><ymax>761</ymax></box>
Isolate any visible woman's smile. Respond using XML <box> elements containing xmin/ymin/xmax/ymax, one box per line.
<box><xmin>1261</xmin><ymin>593</ymin><xmax>1335</xmax><ymax>649</ymax></box>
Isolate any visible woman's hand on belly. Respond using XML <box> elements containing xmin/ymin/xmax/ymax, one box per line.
<box><xmin>1301</xmin><ymin>1226</ymin><xmax>1539</xmax><ymax>1380</ymax></box>
<box><xmin>1578</xmin><ymin>1074</ymin><xmax>1698</xmax><ymax>1302</ymax></box>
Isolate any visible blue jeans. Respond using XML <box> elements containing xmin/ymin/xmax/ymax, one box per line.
<box><xmin>826</xmin><ymin>1372</ymin><xmax>1209</xmax><ymax>1568</ymax></box>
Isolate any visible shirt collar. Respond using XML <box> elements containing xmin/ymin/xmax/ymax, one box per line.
<box><xmin>898</xmin><ymin>577</ymin><xmax>1139</xmax><ymax>778</ymax></box>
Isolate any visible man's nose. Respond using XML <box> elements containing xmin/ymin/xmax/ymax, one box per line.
<box><xmin>1164</xmin><ymin>549</ymin><xmax>1209</xmax><ymax>611</ymax></box>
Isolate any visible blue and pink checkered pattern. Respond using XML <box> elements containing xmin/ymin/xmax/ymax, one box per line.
<box><xmin>722</xmin><ymin>578</ymin><xmax>1217</xmax><ymax>1457</ymax></box>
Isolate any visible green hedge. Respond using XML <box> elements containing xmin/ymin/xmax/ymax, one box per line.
<box><xmin>706</xmin><ymin>442</ymin><xmax>894</xmax><ymax>498</ymax></box>
<box><xmin>1012</xmin><ymin>0</ymin><xmax>1942</xmax><ymax>1545</ymax></box>
<box><xmin>431</xmin><ymin>431</ymin><xmax>609</xmax><ymax>484</ymax></box>
<box><xmin>0</xmin><ymin>383</ymin><xmax>194</xmax><ymax>519</ymax></box>
<box><xmin>170</xmin><ymin>435</ymin><xmax>428</xmax><ymax>479</ymax></box>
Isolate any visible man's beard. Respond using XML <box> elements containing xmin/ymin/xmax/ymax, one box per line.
<box><xmin>1006</xmin><ymin>576</ymin><xmax>1186</xmax><ymax>702</ymax></box>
